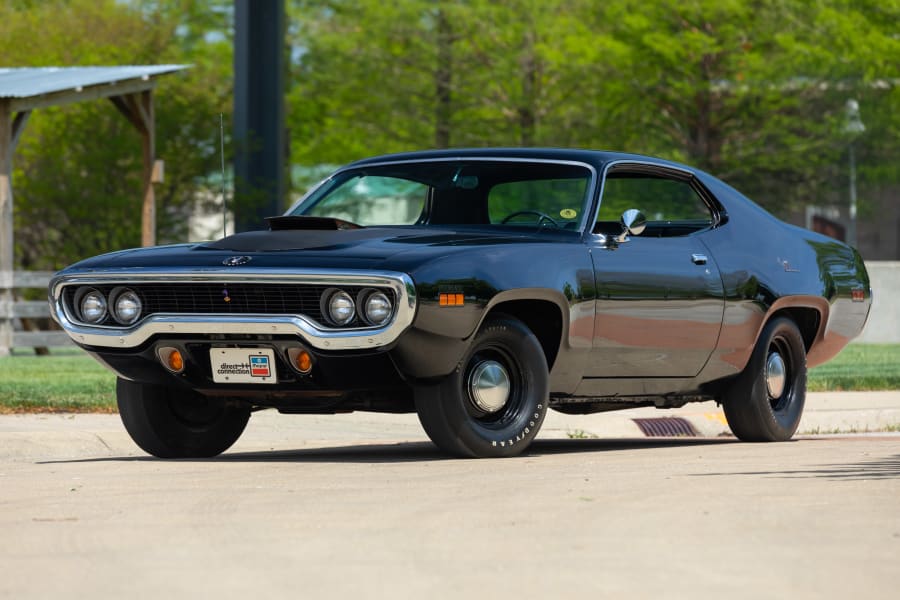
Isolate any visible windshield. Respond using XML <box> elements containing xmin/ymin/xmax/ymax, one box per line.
<box><xmin>290</xmin><ymin>160</ymin><xmax>594</xmax><ymax>231</ymax></box>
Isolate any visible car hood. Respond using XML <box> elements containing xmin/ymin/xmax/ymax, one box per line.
<box><xmin>60</xmin><ymin>227</ymin><xmax>566</xmax><ymax>272</ymax></box>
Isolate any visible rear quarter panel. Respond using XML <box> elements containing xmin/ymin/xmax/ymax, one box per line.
<box><xmin>697</xmin><ymin>174</ymin><xmax>871</xmax><ymax>380</ymax></box>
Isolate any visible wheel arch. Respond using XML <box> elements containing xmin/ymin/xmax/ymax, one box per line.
<box><xmin>756</xmin><ymin>296</ymin><xmax>830</xmax><ymax>366</ymax></box>
<box><xmin>479</xmin><ymin>290</ymin><xmax>568</xmax><ymax>371</ymax></box>
<box><xmin>770</xmin><ymin>307</ymin><xmax>820</xmax><ymax>351</ymax></box>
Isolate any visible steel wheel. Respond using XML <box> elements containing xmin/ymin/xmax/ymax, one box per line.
<box><xmin>415</xmin><ymin>315</ymin><xmax>550</xmax><ymax>458</ymax></box>
<box><xmin>765</xmin><ymin>340</ymin><xmax>791</xmax><ymax>411</ymax></box>
<box><xmin>723</xmin><ymin>316</ymin><xmax>807</xmax><ymax>442</ymax></box>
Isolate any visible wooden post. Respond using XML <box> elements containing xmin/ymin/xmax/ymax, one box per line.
<box><xmin>140</xmin><ymin>90</ymin><xmax>155</xmax><ymax>247</ymax></box>
<box><xmin>110</xmin><ymin>90</ymin><xmax>156</xmax><ymax>247</ymax></box>
<box><xmin>0</xmin><ymin>100</ymin><xmax>12</xmax><ymax>356</ymax></box>
<box><xmin>0</xmin><ymin>102</ymin><xmax>32</xmax><ymax>356</ymax></box>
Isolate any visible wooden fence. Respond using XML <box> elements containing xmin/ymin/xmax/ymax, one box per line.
<box><xmin>0</xmin><ymin>270</ymin><xmax>71</xmax><ymax>354</ymax></box>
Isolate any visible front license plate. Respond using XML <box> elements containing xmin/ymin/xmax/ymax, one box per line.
<box><xmin>210</xmin><ymin>348</ymin><xmax>277</xmax><ymax>384</ymax></box>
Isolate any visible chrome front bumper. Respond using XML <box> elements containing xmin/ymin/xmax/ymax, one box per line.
<box><xmin>49</xmin><ymin>268</ymin><xmax>417</xmax><ymax>350</ymax></box>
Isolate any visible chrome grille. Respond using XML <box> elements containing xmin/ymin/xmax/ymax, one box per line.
<box><xmin>63</xmin><ymin>283</ymin><xmax>393</xmax><ymax>327</ymax></box>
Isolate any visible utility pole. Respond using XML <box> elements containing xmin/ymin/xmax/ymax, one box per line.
<box><xmin>233</xmin><ymin>0</ymin><xmax>287</xmax><ymax>232</ymax></box>
<box><xmin>844</xmin><ymin>99</ymin><xmax>865</xmax><ymax>249</ymax></box>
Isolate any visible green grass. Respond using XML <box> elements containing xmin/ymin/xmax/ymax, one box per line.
<box><xmin>0</xmin><ymin>350</ymin><xmax>116</xmax><ymax>413</ymax></box>
<box><xmin>566</xmin><ymin>429</ymin><xmax>597</xmax><ymax>439</ymax></box>
<box><xmin>808</xmin><ymin>344</ymin><xmax>900</xmax><ymax>392</ymax></box>
<box><xmin>801</xmin><ymin>424</ymin><xmax>900</xmax><ymax>435</ymax></box>
<box><xmin>0</xmin><ymin>344</ymin><xmax>898</xmax><ymax>413</ymax></box>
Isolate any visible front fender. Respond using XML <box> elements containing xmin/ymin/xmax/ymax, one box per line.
<box><xmin>388</xmin><ymin>243</ymin><xmax>595</xmax><ymax>385</ymax></box>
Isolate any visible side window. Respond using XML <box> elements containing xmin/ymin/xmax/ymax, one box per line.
<box><xmin>597</xmin><ymin>174</ymin><xmax>712</xmax><ymax>236</ymax></box>
<box><xmin>488</xmin><ymin>178</ymin><xmax>587</xmax><ymax>227</ymax></box>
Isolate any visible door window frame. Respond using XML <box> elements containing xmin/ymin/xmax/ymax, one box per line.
<box><xmin>584</xmin><ymin>160</ymin><xmax>727</xmax><ymax>242</ymax></box>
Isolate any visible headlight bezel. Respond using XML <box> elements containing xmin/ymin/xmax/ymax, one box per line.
<box><xmin>358</xmin><ymin>289</ymin><xmax>393</xmax><ymax>326</ymax></box>
<box><xmin>74</xmin><ymin>287</ymin><xmax>108</xmax><ymax>324</ymax></box>
<box><xmin>110</xmin><ymin>287</ymin><xmax>143</xmax><ymax>326</ymax></box>
<box><xmin>322</xmin><ymin>288</ymin><xmax>356</xmax><ymax>326</ymax></box>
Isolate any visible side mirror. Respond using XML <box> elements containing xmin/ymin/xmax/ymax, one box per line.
<box><xmin>617</xmin><ymin>209</ymin><xmax>646</xmax><ymax>242</ymax></box>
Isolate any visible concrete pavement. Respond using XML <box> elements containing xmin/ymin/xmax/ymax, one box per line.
<box><xmin>1</xmin><ymin>392</ymin><xmax>898</xmax><ymax>599</ymax></box>
<box><xmin>1</xmin><ymin>432</ymin><xmax>898</xmax><ymax>599</ymax></box>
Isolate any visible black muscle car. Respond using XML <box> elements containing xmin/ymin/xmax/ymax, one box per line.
<box><xmin>50</xmin><ymin>149</ymin><xmax>872</xmax><ymax>458</ymax></box>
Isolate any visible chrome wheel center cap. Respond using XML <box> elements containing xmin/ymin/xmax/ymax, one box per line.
<box><xmin>468</xmin><ymin>360</ymin><xmax>511</xmax><ymax>413</ymax></box>
<box><xmin>766</xmin><ymin>352</ymin><xmax>786</xmax><ymax>399</ymax></box>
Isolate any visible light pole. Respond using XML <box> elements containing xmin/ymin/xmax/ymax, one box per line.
<box><xmin>844</xmin><ymin>99</ymin><xmax>865</xmax><ymax>248</ymax></box>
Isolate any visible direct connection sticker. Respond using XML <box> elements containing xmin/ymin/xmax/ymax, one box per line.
<box><xmin>250</xmin><ymin>355</ymin><xmax>271</xmax><ymax>377</ymax></box>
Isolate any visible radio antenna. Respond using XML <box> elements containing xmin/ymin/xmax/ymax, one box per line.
<box><xmin>220</xmin><ymin>113</ymin><xmax>227</xmax><ymax>238</ymax></box>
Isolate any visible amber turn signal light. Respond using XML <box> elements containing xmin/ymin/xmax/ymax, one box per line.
<box><xmin>157</xmin><ymin>346</ymin><xmax>185</xmax><ymax>373</ymax></box>
<box><xmin>439</xmin><ymin>293</ymin><xmax>464</xmax><ymax>306</ymax></box>
<box><xmin>287</xmin><ymin>347</ymin><xmax>314</xmax><ymax>374</ymax></box>
<box><xmin>296</xmin><ymin>351</ymin><xmax>312</xmax><ymax>373</ymax></box>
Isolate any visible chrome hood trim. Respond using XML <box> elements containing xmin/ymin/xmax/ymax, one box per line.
<box><xmin>49</xmin><ymin>268</ymin><xmax>417</xmax><ymax>350</ymax></box>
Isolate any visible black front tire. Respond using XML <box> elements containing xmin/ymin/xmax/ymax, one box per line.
<box><xmin>723</xmin><ymin>316</ymin><xmax>807</xmax><ymax>442</ymax></box>
<box><xmin>415</xmin><ymin>315</ymin><xmax>550</xmax><ymax>458</ymax></box>
<box><xmin>117</xmin><ymin>378</ymin><xmax>251</xmax><ymax>458</ymax></box>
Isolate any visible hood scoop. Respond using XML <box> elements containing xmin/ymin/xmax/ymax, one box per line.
<box><xmin>265</xmin><ymin>215</ymin><xmax>363</xmax><ymax>231</ymax></box>
<box><xmin>200</xmin><ymin>220</ymin><xmax>391</xmax><ymax>253</ymax></box>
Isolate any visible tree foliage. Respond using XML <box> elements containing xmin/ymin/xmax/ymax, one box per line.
<box><xmin>2</xmin><ymin>0</ymin><xmax>898</xmax><ymax>270</ymax></box>
<box><xmin>290</xmin><ymin>0</ymin><xmax>900</xmax><ymax>213</ymax></box>
<box><xmin>1</xmin><ymin>0</ymin><xmax>233</xmax><ymax>270</ymax></box>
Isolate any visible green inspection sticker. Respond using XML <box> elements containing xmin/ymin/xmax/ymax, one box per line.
<box><xmin>560</xmin><ymin>208</ymin><xmax>577</xmax><ymax>219</ymax></box>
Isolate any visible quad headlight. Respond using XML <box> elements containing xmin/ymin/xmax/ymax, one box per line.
<box><xmin>77</xmin><ymin>288</ymin><xmax>108</xmax><ymax>324</ymax></box>
<box><xmin>72</xmin><ymin>287</ymin><xmax>143</xmax><ymax>326</ymax></box>
<box><xmin>362</xmin><ymin>291</ymin><xmax>392</xmax><ymax>326</ymax></box>
<box><xmin>321</xmin><ymin>287</ymin><xmax>393</xmax><ymax>327</ymax></box>
<box><xmin>110</xmin><ymin>288</ymin><xmax>143</xmax><ymax>325</ymax></box>
<box><xmin>325</xmin><ymin>289</ymin><xmax>356</xmax><ymax>326</ymax></box>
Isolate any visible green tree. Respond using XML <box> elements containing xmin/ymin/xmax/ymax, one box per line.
<box><xmin>572</xmin><ymin>0</ymin><xmax>900</xmax><ymax>212</ymax></box>
<box><xmin>287</xmin><ymin>1</ymin><xmax>621</xmax><ymax>160</ymax></box>
<box><xmin>4</xmin><ymin>0</ymin><xmax>898</xmax><ymax>271</ymax></box>
<box><xmin>1</xmin><ymin>0</ymin><xmax>233</xmax><ymax>270</ymax></box>
<box><xmin>288</xmin><ymin>0</ymin><xmax>900</xmax><ymax>217</ymax></box>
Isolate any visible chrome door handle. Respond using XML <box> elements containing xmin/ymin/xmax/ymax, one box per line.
<box><xmin>691</xmin><ymin>254</ymin><xmax>708</xmax><ymax>265</ymax></box>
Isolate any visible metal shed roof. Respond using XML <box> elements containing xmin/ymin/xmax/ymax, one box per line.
<box><xmin>0</xmin><ymin>65</ymin><xmax>188</xmax><ymax>99</ymax></box>
<box><xmin>1</xmin><ymin>64</ymin><xmax>189</xmax><ymax>277</ymax></box>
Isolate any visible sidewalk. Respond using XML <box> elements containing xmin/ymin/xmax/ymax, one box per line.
<box><xmin>1</xmin><ymin>392</ymin><xmax>898</xmax><ymax>461</ymax></box>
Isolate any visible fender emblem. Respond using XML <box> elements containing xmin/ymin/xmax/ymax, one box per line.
<box><xmin>223</xmin><ymin>256</ymin><xmax>252</xmax><ymax>266</ymax></box>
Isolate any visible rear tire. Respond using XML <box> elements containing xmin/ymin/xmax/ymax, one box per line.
<box><xmin>723</xmin><ymin>316</ymin><xmax>807</xmax><ymax>442</ymax></box>
<box><xmin>117</xmin><ymin>378</ymin><xmax>251</xmax><ymax>458</ymax></box>
<box><xmin>415</xmin><ymin>315</ymin><xmax>550</xmax><ymax>458</ymax></box>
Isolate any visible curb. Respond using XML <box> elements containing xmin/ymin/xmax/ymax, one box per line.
<box><xmin>1</xmin><ymin>393</ymin><xmax>898</xmax><ymax>460</ymax></box>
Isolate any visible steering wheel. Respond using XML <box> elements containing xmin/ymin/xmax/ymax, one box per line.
<box><xmin>500</xmin><ymin>210</ymin><xmax>560</xmax><ymax>228</ymax></box>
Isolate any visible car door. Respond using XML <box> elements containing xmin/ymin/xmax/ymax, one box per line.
<box><xmin>584</xmin><ymin>164</ymin><xmax>725</xmax><ymax>378</ymax></box>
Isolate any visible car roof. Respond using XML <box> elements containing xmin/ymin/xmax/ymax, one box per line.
<box><xmin>346</xmin><ymin>148</ymin><xmax>697</xmax><ymax>172</ymax></box>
